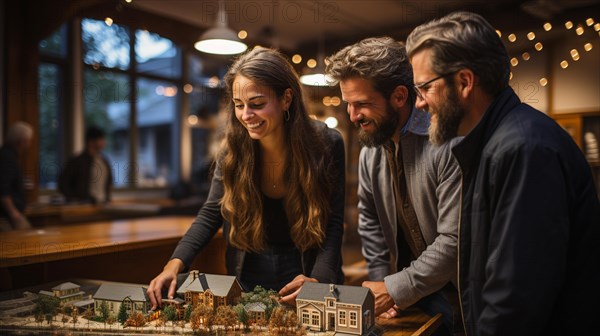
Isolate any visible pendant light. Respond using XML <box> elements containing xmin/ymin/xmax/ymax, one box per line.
<box><xmin>194</xmin><ymin>0</ymin><xmax>247</xmax><ymax>55</ymax></box>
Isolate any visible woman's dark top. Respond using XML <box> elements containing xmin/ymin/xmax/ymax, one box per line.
<box><xmin>170</xmin><ymin>121</ymin><xmax>346</xmax><ymax>285</ymax></box>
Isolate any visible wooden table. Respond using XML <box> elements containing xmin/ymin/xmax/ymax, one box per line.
<box><xmin>0</xmin><ymin>216</ymin><xmax>226</xmax><ymax>290</ymax></box>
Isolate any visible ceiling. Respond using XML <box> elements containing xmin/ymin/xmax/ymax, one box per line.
<box><xmin>130</xmin><ymin>0</ymin><xmax>600</xmax><ymax>53</ymax></box>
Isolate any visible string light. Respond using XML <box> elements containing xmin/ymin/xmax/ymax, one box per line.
<box><xmin>522</xmin><ymin>52</ymin><xmax>531</xmax><ymax>61</ymax></box>
<box><xmin>330</xmin><ymin>96</ymin><xmax>341</xmax><ymax>106</ymax></box>
<box><xmin>539</xmin><ymin>78</ymin><xmax>548</xmax><ymax>87</ymax></box>
<box><xmin>595</xmin><ymin>23</ymin><xmax>600</xmax><ymax>31</ymax></box>
<box><xmin>238</xmin><ymin>30</ymin><xmax>247</xmax><ymax>39</ymax></box>
<box><xmin>543</xmin><ymin>22</ymin><xmax>552</xmax><ymax>31</ymax></box>
<box><xmin>576</xmin><ymin>25</ymin><xmax>584</xmax><ymax>35</ymax></box>
<box><xmin>187</xmin><ymin>115</ymin><xmax>198</xmax><ymax>126</ymax></box>
<box><xmin>535</xmin><ymin>42</ymin><xmax>544</xmax><ymax>51</ymax></box>
<box><xmin>307</xmin><ymin>59</ymin><xmax>317</xmax><ymax>68</ymax></box>
<box><xmin>183</xmin><ymin>84</ymin><xmax>193</xmax><ymax>94</ymax></box>
<box><xmin>496</xmin><ymin>30</ymin><xmax>502</xmax><ymax>37</ymax></box>
<box><xmin>584</xmin><ymin>43</ymin><xmax>593</xmax><ymax>52</ymax></box>
<box><xmin>560</xmin><ymin>60</ymin><xmax>569</xmax><ymax>69</ymax></box>
<box><xmin>586</xmin><ymin>18</ymin><xmax>594</xmax><ymax>26</ymax></box>
<box><xmin>527</xmin><ymin>32</ymin><xmax>536</xmax><ymax>40</ymax></box>
<box><xmin>508</xmin><ymin>33</ymin><xmax>517</xmax><ymax>42</ymax></box>
<box><xmin>292</xmin><ymin>54</ymin><xmax>302</xmax><ymax>64</ymax></box>
<box><xmin>104</xmin><ymin>17</ymin><xmax>113</xmax><ymax>26</ymax></box>
<box><xmin>510</xmin><ymin>58</ymin><xmax>519</xmax><ymax>66</ymax></box>
<box><xmin>565</xmin><ymin>21</ymin><xmax>573</xmax><ymax>29</ymax></box>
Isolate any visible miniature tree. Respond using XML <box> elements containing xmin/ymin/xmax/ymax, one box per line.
<box><xmin>215</xmin><ymin>305</ymin><xmax>237</xmax><ymax>331</ymax></box>
<box><xmin>184</xmin><ymin>304</ymin><xmax>193</xmax><ymax>322</ymax></box>
<box><xmin>83</xmin><ymin>308</ymin><xmax>93</xmax><ymax>328</ymax></box>
<box><xmin>234</xmin><ymin>303</ymin><xmax>249</xmax><ymax>331</ymax></box>
<box><xmin>241</xmin><ymin>285</ymin><xmax>280</xmax><ymax>321</ymax></box>
<box><xmin>285</xmin><ymin>310</ymin><xmax>299</xmax><ymax>333</ymax></box>
<box><xmin>99</xmin><ymin>301</ymin><xmax>110</xmax><ymax>324</ymax></box>
<box><xmin>35</xmin><ymin>312</ymin><xmax>44</xmax><ymax>327</ymax></box>
<box><xmin>61</xmin><ymin>314</ymin><xmax>69</xmax><ymax>327</ymax></box>
<box><xmin>71</xmin><ymin>307</ymin><xmax>78</xmax><ymax>328</ymax></box>
<box><xmin>45</xmin><ymin>313</ymin><xmax>53</xmax><ymax>325</ymax></box>
<box><xmin>190</xmin><ymin>303</ymin><xmax>214</xmax><ymax>331</ymax></box>
<box><xmin>106</xmin><ymin>315</ymin><xmax>117</xmax><ymax>331</ymax></box>
<box><xmin>34</xmin><ymin>295</ymin><xmax>60</xmax><ymax>324</ymax></box>
<box><xmin>162</xmin><ymin>305</ymin><xmax>176</xmax><ymax>330</ymax></box>
<box><xmin>117</xmin><ymin>303</ymin><xmax>128</xmax><ymax>324</ymax></box>
<box><xmin>269</xmin><ymin>306</ymin><xmax>286</xmax><ymax>334</ymax></box>
<box><xmin>125</xmin><ymin>311</ymin><xmax>146</xmax><ymax>330</ymax></box>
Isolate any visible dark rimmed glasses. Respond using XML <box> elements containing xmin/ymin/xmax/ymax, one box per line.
<box><xmin>413</xmin><ymin>72</ymin><xmax>456</xmax><ymax>101</ymax></box>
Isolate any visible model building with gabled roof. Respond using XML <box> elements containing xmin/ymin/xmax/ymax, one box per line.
<box><xmin>93</xmin><ymin>283</ymin><xmax>149</xmax><ymax>317</ymax></box>
<box><xmin>38</xmin><ymin>282</ymin><xmax>85</xmax><ymax>305</ymax></box>
<box><xmin>177</xmin><ymin>270</ymin><xmax>242</xmax><ymax>311</ymax></box>
<box><xmin>296</xmin><ymin>282</ymin><xmax>374</xmax><ymax>335</ymax></box>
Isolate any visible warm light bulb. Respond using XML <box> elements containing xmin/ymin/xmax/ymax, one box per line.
<box><xmin>584</xmin><ymin>43</ymin><xmax>593</xmax><ymax>52</ymax></box>
<box><xmin>238</xmin><ymin>30</ymin><xmax>247</xmax><ymax>39</ymax></box>
<box><xmin>522</xmin><ymin>52</ymin><xmax>531</xmax><ymax>61</ymax></box>
<box><xmin>324</xmin><ymin>117</ymin><xmax>338</xmax><ymax>128</ymax></box>
<box><xmin>105</xmin><ymin>17</ymin><xmax>113</xmax><ymax>26</ymax></box>
<box><xmin>570</xmin><ymin>49</ymin><xmax>579</xmax><ymax>57</ymax></box>
<box><xmin>496</xmin><ymin>30</ymin><xmax>502</xmax><ymax>37</ymax></box>
<box><xmin>187</xmin><ymin>115</ymin><xmax>198</xmax><ymax>126</ymax></box>
<box><xmin>292</xmin><ymin>54</ymin><xmax>302</xmax><ymax>64</ymax></box>
<box><xmin>330</xmin><ymin>96</ymin><xmax>341</xmax><ymax>106</ymax></box>
<box><xmin>183</xmin><ymin>84</ymin><xmax>193</xmax><ymax>94</ymax></box>
<box><xmin>572</xmin><ymin>54</ymin><xmax>580</xmax><ymax>61</ymax></box>
<box><xmin>307</xmin><ymin>59</ymin><xmax>317</xmax><ymax>68</ymax></box>
<box><xmin>539</xmin><ymin>78</ymin><xmax>548</xmax><ymax>87</ymax></box>
<box><xmin>527</xmin><ymin>32</ymin><xmax>535</xmax><ymax>40</ymax></box>
<box><xmin>322</xmin><ymin>96</ymin><xmax>331</xmax><ymax>106</ymax></box>
<box><xmin>586</xmin><ymin>18</ymin><xmax>594</xmax><ymax>26</ymax></box>
<box><xmin>510</xmin><ymin>58</ymin><xmax>519</xmax><ymax>66</ymax></box>
<box><xmin>565</xmin><ymin>21</ymin><xmax>573</xmax><ymax>29</ymax></box>
<box><xmin>595</xmin><ymin>23</ymin><xmax>600</xmax><ymax>32</ymax></box>
<box><xmin>535</xmin><ymin>42</ymin><xmax>544</xmax><ymax>51</ymax></box>
<box><xmin>560</xmin><ymin>60</ymin><xmax>569</xmax><ymax>69</ymax></box>
<box><xmin>508</xmin><ymin>34</ymin><xmax>517</xmax><ymax>42</ymax></box>
<box><xmin>576</xmin><ymin>26</ymin><xmax>584</xmax><ymax>35</ymax></box>
<box><xmin>543</xmin><ymin>22</ymin><xmax>552</xmax><ymax>31</ymax></box>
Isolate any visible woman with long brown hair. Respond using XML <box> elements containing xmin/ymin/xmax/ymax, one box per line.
<box><xmin>148</xmin><ymin>47</ymin><xmax>345</xmax><ymax>309</ymax></box>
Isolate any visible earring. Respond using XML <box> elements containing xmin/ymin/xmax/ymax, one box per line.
<box><xmin>284</xmin><ymin>110</ymin><xmax>290</xmax><ymax>122</ymax></box>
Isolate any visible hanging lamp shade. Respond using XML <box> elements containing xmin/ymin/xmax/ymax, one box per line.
<box><xmin>194</xmin><ymin>2</ymin><xmax>247</xmax><ymax>55</ymax></box>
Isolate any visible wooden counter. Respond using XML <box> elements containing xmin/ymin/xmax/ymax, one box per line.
<box><xmin>0</xmin><ymin>216</ymin><xmax>226</xmax><ymax>290</ymax></box>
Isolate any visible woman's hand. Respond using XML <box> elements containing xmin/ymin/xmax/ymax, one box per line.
<box><xmin>278</xmin><ymin>274</ymin><xmax>318</xmax><ymax>305</ymax></box>
<box><xmin>147</xmin><ymin>259</ymin><xmax>184</xmax><ymax>310</ymax></box>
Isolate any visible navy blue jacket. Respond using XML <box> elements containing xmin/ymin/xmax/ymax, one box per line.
<box><xmin>452</xmin><ymin>87</ymin><xmax>600</xmax><ymax>335</ymax></box>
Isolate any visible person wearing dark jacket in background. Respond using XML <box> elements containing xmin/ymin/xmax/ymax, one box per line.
<box><xmin>59</xmin><ymin>126</ymin><xmax>113</xmax><ymax>204</ymax></box>
<box><xmin>407</xmin><ymin>11</ymin><xmax>600</xmax><ymax>336</ymax></box>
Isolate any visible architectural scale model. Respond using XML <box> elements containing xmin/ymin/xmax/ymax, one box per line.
<box><xmin>0</xmin><ymin>272</ymin><xmax>379</xmax><ymax>335</ymax></box>
<box><xmin>296</xmin><ymin>282</ymin><xmax>375</xmax><ymax>335</ymax></box>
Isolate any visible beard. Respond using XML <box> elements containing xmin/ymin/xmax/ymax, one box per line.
<box><xmin>355</xmin><ymin>101</ymin><xmax>400</xmax><ymax>147</ymax></box>
<box><xmin>429</xmin><ymin>85</ymin><xmax>465</xmax><ymax>146</ymax></box>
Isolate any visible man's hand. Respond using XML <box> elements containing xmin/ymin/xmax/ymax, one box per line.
<box><xmin>362</xmin><ymin>281</ymin><xmax>396</xmax><ymax>316</ymax></box>
<box><xmin>278</xmin><ymin>274</ymin><xmax>318</xmax><ymax>305</ymax></box>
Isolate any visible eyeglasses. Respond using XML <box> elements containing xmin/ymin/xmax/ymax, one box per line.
<box><xmin>413</xmin><ymin>72</ymin><xmax>456</xmax><ymax>101</ymax></box>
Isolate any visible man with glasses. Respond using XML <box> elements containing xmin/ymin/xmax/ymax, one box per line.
<box><xmin>407</xmin><ymin>12</ymin><xmax>599</xmax><ymax>335</ymax></box>
<box><xmin>326</xmin><ymin>37</ymin><xmax>462</xmax><ymax>335</ymax></box>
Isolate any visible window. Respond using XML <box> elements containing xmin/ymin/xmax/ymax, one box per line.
<box><xmin>311</xmin><ymin>311</ymin><xmax>320</xmax><ymax>326</ymax></box>
<box><xmin>328</xmin><ymin>299</ymin><xmax>334</xmax><ymax>307</ymax></box>
<box><xmin>81</xmin><ymin>19</ymin><xmax>182</xmax><ymax>188</ymax></box>
<box><xmin>302</xmin><ymin>310</ymin><xmax>310</xmax><ymax>325</ymax></box>
<box><xmin>39</xmin><ymin>24</ymin><xmax>67</xmax><ymax>190</ymax></box>
<box><xmin>338</xmin><ymin>310</ymin><xmax>346</xmax><ymax>326</ymax></box>
<box><xmin>350</xmin><ymin>311</ymin><xmax>357</xmax><ymax>327</ymax></box>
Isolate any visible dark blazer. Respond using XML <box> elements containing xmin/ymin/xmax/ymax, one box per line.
<box><xmin>452</xmin><ymin>87</ymin><xmax>600</xmax><ymax>335</ymax></box>
<box><xmin>59</xmin><ymin>151</ymin><xmax>113</xmax><ymax>203</ymax></box>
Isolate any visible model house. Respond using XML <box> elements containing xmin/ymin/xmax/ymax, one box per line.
<box><xmin>296</xmin><ymin>283</ymin><xmax>374</xmax><ymax>335</ymax></box>
<box><xmin>38</xmin><ymin>282</ymin><xmax>85</xmax><ymax>305</ymax></box>
<box><xmin>93</xmin><ymin>283</ymin><xmax>149</xmax><ymax>317</ymax></box>
<box><xmin>245</xmin><ymin>302</ymin><xmax>267</xmax><ymax>325</ymax></box>
<box><xmin>176</xmin><ymin>271</ymin><xmax>242</xmax><ymax>311</ymax></box>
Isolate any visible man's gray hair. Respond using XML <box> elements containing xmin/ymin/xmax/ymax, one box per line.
<box><xmin>406</xmin><ymin>11</ymin><xmax>510</xmax><ymax>97</ymax></box>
